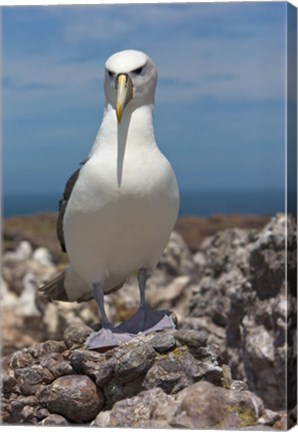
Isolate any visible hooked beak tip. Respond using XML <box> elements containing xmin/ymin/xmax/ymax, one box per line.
<box><xmin>116</xmin><ymin>73</ymin><xmax>133</xmax><ymax>125</ymax></box>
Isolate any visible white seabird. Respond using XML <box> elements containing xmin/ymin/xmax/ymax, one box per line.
<box><xmin>41</xmin><ymin>49</ymin><xmax>180</xmax><ymax>349</ymax></box>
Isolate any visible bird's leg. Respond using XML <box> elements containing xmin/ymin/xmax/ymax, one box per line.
<box><xmin>116</xmin><ymin>268</ymin><xmax>175</xmax><ymax>334</ymax></box>
<box><xmin>85</xmin><ymin>282</ymin><xmax>134</xmax><ymax>349</ymax></box>
<box><xmin>137</xmin><ymin>267</ymin><xmax>147</xmax><ymax>330</ymax></box>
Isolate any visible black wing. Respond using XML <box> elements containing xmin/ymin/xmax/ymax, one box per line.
<box><xmin>57</xmin><ymin>161</ymin><xmax>87</xmax><ymax>252</ymax></box>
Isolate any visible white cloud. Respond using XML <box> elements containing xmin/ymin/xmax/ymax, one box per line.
<box><xmin>3</xmin><ymin>3</ymin><xmax>286</xmax><ymax>118</ymax></box>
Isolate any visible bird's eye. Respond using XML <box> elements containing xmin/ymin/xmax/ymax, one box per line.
<box><xmin>107</xmin><ymin>69</ymin><xmax>115</xmax><ymax>78</ymax></box>
<box><xmin>132</xmin><ymin>66</ymin><xmax>144</xmax><ymax>75</ymax></box>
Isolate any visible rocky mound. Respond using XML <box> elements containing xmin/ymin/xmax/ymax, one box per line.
<box><xmin>2</xmin><ymin>321</ymin><xmax>285</xmax><ymax>428</ymax></box>
<box><xmin>1</xmin><ymin>213</ymin><xmax>296</xmax><ymax>428</ymax></box>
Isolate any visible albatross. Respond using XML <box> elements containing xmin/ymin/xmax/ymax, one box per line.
<box><xmin>41</xmin><ymin>49</ymin><xmax>180</xmax><ymax>349</ymax></box>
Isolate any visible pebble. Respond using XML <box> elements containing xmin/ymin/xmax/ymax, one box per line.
<box><xmin>41</xmin><ymin>414</ymin><xmax>69</xmax><ymax>425</ymax></box>
<box><xmin>150</xmin><ymin>333</ymin><xmax>176</xmax><ymax>353</ymax></box>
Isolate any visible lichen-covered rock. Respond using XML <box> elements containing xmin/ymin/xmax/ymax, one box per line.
<box><xmin>94</xmin><ymin>380</ymin><xmax>265</xmax><ymax>429</ymax></box>
<box><xmin>171</xmin><ymin>381</ymin><xmax>263</xmax><ymax>429</ymax></box>
<box><xmin>114</xmin><ymin>341</ymin><xmax>156</xmax><ymax>383</ymax></box>
<box><xmin>46</xmin><ymin>375</ymin><xmax>103</xmax><ymax>423</ymax></box>
<box><xmin>143</xmin><ymin>347</ymin><xmax>201</xmax><ymax>394</ymax></box>
<box><xmin>93</xmin><ymin>387</ymin><xmax>179</xmax><ymax>428</ymax></box>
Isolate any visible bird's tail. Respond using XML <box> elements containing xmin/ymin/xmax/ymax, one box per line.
<box><xmin>39</xmin><ymin>271</ymin><xmax>69</xmax><ymax>301</ymax></box>
<box><xmin>39</xmin><ymin>267</ymin><xmax>93</xmax><ymax>303</ymax></box>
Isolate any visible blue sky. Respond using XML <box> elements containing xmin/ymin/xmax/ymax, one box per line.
<box><xmin>3</xmin><ymin>2</ymin><xmax>287</xmax><ymax>196</ymax></box>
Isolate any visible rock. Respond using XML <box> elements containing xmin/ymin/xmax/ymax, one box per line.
<box><xmin>32</xmin><ymin>247</ymin><xmax>55</xmax><ymax>267</ymax></box>
<box><xmin>41</xmin><ymin>414</ymin><xmax>69</xmax><ymax>425</ymax></box>
<box><xmin>14</xmin><ymin>365</ymin><xmax>45</xmax><ymax>395</ymax></box>
<box><xmin>147</xmin><ymin>275</ymin><xmax>192</xmax><ymax>321</ymax></box>
<box><xmin>103</xmin><ymin>375</ymin><xmax>145</xmax><ymax>409</ymax></box>
<box><xmin>257</xmin><ymin>409</ymin><xmax>281</xmax><ymax>426</ymax></box>
<box><xmin>39</xmin><ymin>352</ymin><xmax>73</xmax><ymax>380</ymax></box>
<box><xmin>184</xmin><ymin>214</ymin><xmax>296</xmax><ymax>411</ymax></box>
<box><xmin>3</xmin><ymin>395</ymin><xmax>39</xmax><ymax>424</ymax></box>
<box><xmin>149</xmin><ymin>332</ymin><xmax>176</xmax><ymax>353</ymax></box>
<box><xmin>94</xmin><ymin>380</ymin><xmax>264</xmax><ymax>429</ymax></box>
<box><xmin>69</xmin><ymin>349</ymin><xmax>115</xmax><ymax>386</ymax></box>
<box><xmin>63</xmin><ymin>320</ymin><xmax>93</xmax><ymax>348</ymax></box>
<box><xmin>157</xmin><ymin>231</ymin><xmax>196</xmax><ymax>279</ymax></box>
<box><xmin>47</xmin><ymin>375</ymin><xmax>103</xmax><ymax>423</ymax></box>
<box><xmin>4</xmin><ymin>240</ymin><xmax>33</xmax><ymax>263</ymax></box>
<box><xmin>114</xmin><ymin>341</ymin><xmax>156</xmax><ymax>383</ymax></box>
<box><xmin>93</xmin><ymin>387</ymin><xmax>179</xmax><ymax>428</ymax></box>
<box><xmin>174</xmin><ymin>329</ymin><xmax>208</xmax><ymax>347</ymax></box>
<box><xmin>143</xmin><ymin>347</ymin><xmax>200</xmax><ymax>394</ymax></box>
<box><xmin>171</xmin><ymin>380</ymin><xmax>263</xmax><ymax>429</ymax></box>
<box><xmin>19</xmin><ymin>272</ymin><xmax>41</xmax><ymax>317</ymax></box>
<box><xmin>230</xmin><ymin>380</ymin><xmax>249</xmax><ymax>391</ymax></box>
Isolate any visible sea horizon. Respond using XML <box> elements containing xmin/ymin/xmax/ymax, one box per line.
<box><xmin>3</xmin><ymin>188</ymin><xmax>286</xmax><ymax>219</ymax></box>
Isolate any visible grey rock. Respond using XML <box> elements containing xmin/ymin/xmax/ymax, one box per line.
<box><xmin>47</xmin><ymin>374</ymin><xmax>103</xmax><ymax>423</ymax></box>
<box><xmin>150</xmin><ymin>332</ymin><xmax>176</xmax><ymax>353</ymax></box>
<box><xmin>41</xmin><ymin>414</ymin><xmax>69</xmax><ymax>425</ymax></box>
<box><xmin>174</xmin><ymin>329</ymin><xmax>208</xmax><ymax>347</ymax></box>
<box><xmin>40</xmin><ymin>352</ymin><xmax>73</xmax><ymax>380</ymax></box>
<box><xmin>114</xmin><ymin>341</ymin><xmax>156</xmax><ymax>383</ymax></box>
<box><xmin>29</xmin><ymin>340</ymin><xmax>67</xmax><ymax>358</ymax></box>
<box><xmin>93</xmin><ymin>387</ymin><xmax>178</xmax><ymax>428</ymax></box>
<box><xmin>184</xmin><ymin>214</ymin><xmax>296</xmax><ymax>410</ymax></box>
<box><xmin>1</xmin><ymin>356</ymin><xmax>18</xmax><ymax>394</ymax></box>
<box><xmin>14</xmin><ymin>365</ymin><xmax>45</xmax><ymax>395</ymax></box>
<box><xmin>257</xmin><ymin>408</ymin><xmax>281</xmax><ymax>426</ymax></box>
<box><xmin>35</xmin><ymin>407</ymin><xmax>51</xmax><ymax>421</ymax></box>
<box><xmin>103</xmin><ymin>375</ymin><xmax>145</xmax><ymax>409</ymax></box>
<box><xmin>171</xmin><ymin>380</ymin><xmax>263</xmax><ymax>429</ymax></box>
<box><xmin>69</xmin><ymin>349</ymin><xmax>115</xmax><ymax>386</ymax></box>
<box><xmin>9</xmin><ymin>350</ymin><xmax>35</xmax><ymax>369</ymax></box>
<box><xmin>143</xmin><ymin>347</ymin><xmax>200</xmax><ymax>394</ymax></box>
<box><xmin>63</xmin><ymin>320</ymin><xmax>93</xmax><ymax>348</ymax></box>
<box><xmin>4</xmin><ymin>395</ymin><xmax>39</xmax><ymax>424</ymax></box>
<box><xmin>157</xmin><ymin>231</ymin><xmax>196</xmax><ymax>278</ymax></box>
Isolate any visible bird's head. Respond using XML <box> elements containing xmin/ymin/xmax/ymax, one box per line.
<box><xmin>104</xmin><ymin>50</ymin><xmax>157</xmax><ymax>123</ymax></box>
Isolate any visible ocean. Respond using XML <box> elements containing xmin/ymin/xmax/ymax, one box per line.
<box><xmin>3</xmin><ymin>189</ymin><xmax>286</xmax><ymax>219</ymax></box>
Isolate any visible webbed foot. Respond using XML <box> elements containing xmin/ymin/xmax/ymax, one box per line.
<box><xmin>116</xmin><ymin>308</ymin><xmax>175</xmax><ymax>335</ymax></box>
<box><xmin>85</xmin><ymin>328</ymin><xmax>134</xmax><ymax>349</ymax></box>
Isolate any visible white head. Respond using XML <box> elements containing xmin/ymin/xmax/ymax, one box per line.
<box><xmin>104</xmin><ymin>50</ymin><xmax>158</xmax><ymax>123</ymax></box>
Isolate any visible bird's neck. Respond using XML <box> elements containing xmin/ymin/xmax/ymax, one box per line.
<box><xmin>90</xmin><ymin>104</ymin><xmax>157</xmax><ymax>156</ymax></box>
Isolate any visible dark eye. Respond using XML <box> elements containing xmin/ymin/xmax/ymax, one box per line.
<box><xmin>132</xmin><ymin>66</ymin><xmax>144</xmax><ymax>75</ymax></box>
<box><xmin>106</xmin><ymin>69</ymin><xmax>115</xmax><ymax>78</ymax></box>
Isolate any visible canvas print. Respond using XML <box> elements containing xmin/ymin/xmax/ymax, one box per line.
<box><xmin>1</xmin><ymin>2</ymin><xmax>297</xmax><ymax>429</ymax></box>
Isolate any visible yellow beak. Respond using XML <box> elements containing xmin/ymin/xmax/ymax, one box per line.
<box><xmin>116</xmin><ymin>73</ymin><xmax>133</xmax><ymax>123</ymax></box>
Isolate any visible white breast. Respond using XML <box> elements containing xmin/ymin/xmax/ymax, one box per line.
<box><xmin>63</xmin><ymin>112</ymin><xmax>179</xmax><ymax>293</ymax></box>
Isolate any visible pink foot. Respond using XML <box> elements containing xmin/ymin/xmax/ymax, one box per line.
<box><xmin>85</xmin><ymin>328</ymin><xmax>134</xmax><ymax>349</ymax></box>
